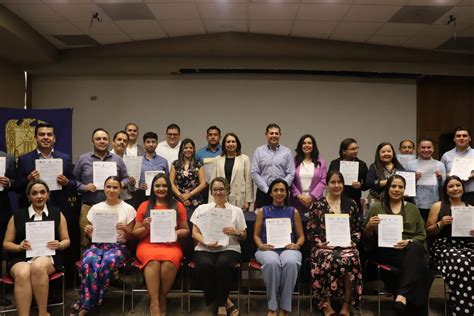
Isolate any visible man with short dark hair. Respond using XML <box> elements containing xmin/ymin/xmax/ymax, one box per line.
<box><xmin>441</xmin><ymin>127</ymin><xmax>474</xmax><ymax>204</ymax></box>
<box><xmin>156</xmin><ymin>123</ymin><xmax>181</xmax><ymax>169</ymax></box>
<box><xmin>406</xmin><ymin>139</ymin><xmax>446</xmax><ymax>221</ymax></box>
<box><xmin>73</xmin><ymin>128</ymin><xmax>129</xmax><ymax>244</ymax></box>
<box><xmin>196</xmin><ymin>126</ymin><xmax>222</xmax><ymax>162</ymax></box>
<box><xmin>15</xmin><ymin>123</ymin><xmax>75</xmax><ymax>209</ymax></box>
<box><xmin>139</xmin><ymin>131</ymin><xmax>168</xmax><ymax>191</ymax></box>
<box><xmin>399</xmin><ymin>139</ymin><xmax>415</xmax><ymax>155</ymax></box>
<box><xmin>251</xmin><ymin>123</ymin><xmax>295</xmax><ymax>208</ymax></box>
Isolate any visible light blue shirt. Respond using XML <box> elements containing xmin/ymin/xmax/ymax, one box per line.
<box><xmin>251</xmin><ymin>144</ymin><xmax>295</xmax><ymax>193</ymax></box>
<box><xmin>406</xmin><ymin>158</ymin><xmax>446</xmax><ymax>209</ymax></box>
<box><xmin>196</xmin><ymin>144</ymin><xmax>222</xmax><ymax>163</ymax></box>
<box><xmin>441</xmin><ymin>146</ymin><xmax>474</xmax><ymax>192</ymax></box>
<box><xmin>139</xmin><ymin>153</ymin><xmax>169</xmax><ymax>184</ymax></box>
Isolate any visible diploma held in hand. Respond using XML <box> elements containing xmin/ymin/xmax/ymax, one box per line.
<box><xmin>92</xmin><ymin>211</ymin><xmax>118</xmax><ymax>243</ymax></box>
<box><xmin>203</xmin><ymin>157</ymin><xmax>217</xmax><ymax>183</ymax></box>
<box><xmin>0</xmin><ymin>157</ymin><xmax>5</xmax><ymax>191</ymax></box>
<box><xmin>266</xmin><ymin>218</ymin><xmax>292</xmax><ymax>249</ymax></box>
<box><xmin>397</xmin><ymin>154</ymin><xmax>415</xmax><ymax>169</ymax></box>
<box><xmin>93</xmin><ymin>162</ymin><xmax>117</xmax><ymax>190</ymax></box>
<box><xmin>123</xmin><ymin>156</ymin><xmax>142</xmax><ymax>182</ymax></box>
<box><xmin>25</xmin><ymin>221</ymin><xmax>56</xmax><ymax>258</ymax></box>
<box><xmin>450</xmin><ymin>158</ymin><xmax>474</xmax><ymax>180</ymax></box>
<box><xmin>451</xmin><ymin>206</ymin><xmax>474</xmax><ymax>237</ymax></box>
<box><xmin>150</xmin><ymin>209</ymin><xmax>177</xmax><ymax>243</ymax></box>
<box><xmin>416</xmin><ymin>159</ymin><xmax>437</xmax><ymax>186</ymax></box>
<box><xmin>378</xmin><ymin>214</ymin><xmax>403</xmax><ymax>248</ymax></box>
<box><xmin>339</xmin><ymin>161</ymin><xmax>359</xmax><ymax>184</ymax></box>
<box><xmin>36</xmin><ymin>158</ymin><xmax>63</xmax><ymax>191</ymax></box>
<box><xmin>325</xmin><ymin>214</ymin><xmax>351</xmax><ymax>247</ymax></box>
<box><xmin>197</xmin><ymin>208</ymin><xmax>232</xmax><ymax>246</ymax></box>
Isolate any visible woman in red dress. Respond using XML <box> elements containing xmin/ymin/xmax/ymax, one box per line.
<box><xmin>133</xmin><ymin>173</ymin><xmax>190</xmax><ymax>316</ymax></box>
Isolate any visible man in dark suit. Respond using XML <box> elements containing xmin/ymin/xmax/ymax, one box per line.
<box><xmin>15</xmin><ymin>123</ymin><xmax>76</xmax><ymax>209</ymax></box>
<box><xmin>0</xmin><ymin>150</ymin><xmax>16</xmax><ymax>279</ymax></box>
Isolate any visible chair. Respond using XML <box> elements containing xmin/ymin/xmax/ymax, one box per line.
<box><xmin>0</xmin><ymin>271</ymin><xmax>65</xmax><ymax>315</ymax></box>
<box><xmin>73</xmin><ymin>259</ymin><xmax>128</xmax><ymax>314</ymax></box>
<box><xmin>247</xmin><ymin>258</ymin><xmax>300</xmax><ymax>314</ymax></box>
<box><xmin>130</xmin><ymin>258</ymin><xmax>185</xmax><ymax>313</ymax></box>
<box><xmin>365</xmin><ymin>260</ymin><xmax>400</xmax><ymax>316</ymax></box>
<box><xmin>187</xmin><ymin>259</ymin><xmax>241</xmax><ymax>312</ymax></box>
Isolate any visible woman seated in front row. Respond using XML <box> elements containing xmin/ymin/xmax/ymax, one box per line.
<box><xmin>426</xmin><ymin>176</ymin><xmax>474</xmax><ymax>316</ymax></box>
<box><xmin>71</xmin><ymin>176</ymin><xmax>136</xmax><ymax>315</ymax></box>
<box><xmin>307</xmin><ymin>170</ymin><xmax>362</xmax><ymax>316</ymax></box>
<box><xmin>254</xmin><ymin>179</ymin><xmax>305</xmax><ymax>316</ymax></box>
<box><xmin>363</xmin><ymin>174</ymin><xmax>433</xmax><ymax>314</ymax></box>
<box><xmin>191</xmin><ymin>177</ymin><xmax>247</xmax><ymax>316</ymax></box>
<box><xmin>3</xmin><ymin>179</ymin><xmax>70</xmax><ymax>316</ymax></box>
<box><xmin>133</xmin><ymin>173</ymin><xmax>190</xmax><ymax>316</ymax></box>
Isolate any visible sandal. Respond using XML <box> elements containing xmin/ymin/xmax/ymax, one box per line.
<box><xmin>69</xmin><ymin>300</ymin><xmax>89</xmax><ymax>315</ymax></box>
<box><xmin>226</xmin><ymin>304</ymin><xmax>239</xmax><ymax>316</ymax></box>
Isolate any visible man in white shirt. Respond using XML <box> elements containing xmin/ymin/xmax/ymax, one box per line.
<box><xmin>156</xmin><ymin>123</ymin><xmax>182</xmax><ymax>169</ymax></box>
<box><xmin>441</xmin><ymin>126</ymin><xmax>474</xmax><ymax>204</ymax></box>
<box><xmin>125</xmin><ymin>123</ymin><xmax>145</xmax><ymax>157</ymax></box>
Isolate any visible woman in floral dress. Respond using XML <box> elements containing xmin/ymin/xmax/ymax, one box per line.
<box><xmin>170</xmin><ymin>138</ymin><xmax>206</xmax><ymax>215</ymax></box>
<box><xmin>307</xmin><ymin>170</ymin><xmax>363</xmax><ymax>316</ymax></box>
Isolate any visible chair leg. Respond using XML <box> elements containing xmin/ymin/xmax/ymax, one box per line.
<box><xmin>187</xmin><ymin>265</ymin><xmax>191</xmax><ymax>313</ymax></box>
<box><xmin>62</xmin><ymin>274</ymin><xmax>65</xmax><ymax>316</ymax></box>
<box><xmin>377</xmin><ymin>266</ymin><xmax>381</xmax><ymax>316</ymax></box>
<box><xmin>122</xmin><ymin>273</ymin><xmax>126</xmax><ymax>315</ymax></box>
<box><xmin>247</xmin><ymin>267</ymin><xmax>252</xmax><ymax>313</ymax></box>
<box><xmin>131</xmin><ymin>267</ymin><xmax>135</xmax><ymax>313</ymax></box>
<box><xmin>180</xmin><ymin>262</ymin><xmax>184</xmax><ymax>313</ymax></box>
<box><xmin>443</xmin><ymin>280</ymin><xmax>448</xmax><ymax>316</ymax></box>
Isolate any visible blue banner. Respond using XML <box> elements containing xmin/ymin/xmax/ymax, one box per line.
<box><xmin>0</xmin><ymin>107</ymin><xmax>73</xmax><ymax>157</ymax></box>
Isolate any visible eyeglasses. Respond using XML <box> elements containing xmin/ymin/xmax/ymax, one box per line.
<box><xmin>212</xmin><ymin>188</ymin><xmax>226</xmax><ymax>193</ymax></box>
<box><xmin>167</xmin><ymin>133</ymin><xmax>180</xmax><ymax>137</ymax></box>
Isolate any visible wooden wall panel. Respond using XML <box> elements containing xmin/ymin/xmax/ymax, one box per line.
<box><xmin>417</xmin><ymin>77</ymin><xmax>474</xmax><ymax>160</ymax></box>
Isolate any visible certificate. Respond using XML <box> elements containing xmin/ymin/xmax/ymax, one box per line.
<box><xmin>25</xmin><ymin>221</ymin><xmax>55</xmax><ymax>258</ymax></box>
<box><xmin>203</xmin><ymin>157</ymin><xmax>217</xmax><ymax>184</ymax></box>
<box><xmin>196</xmin><ymin>208</ymin><xmax>233</xmax><ymax>246</ymax></box>
<box><xmin>150</xmin><ymin>209</ymin><xmax>176</xmax><ymax>243</ymax></box>
<box><xmin>397</xmin><ymin>154</ymin><xmax>416</xmax><ymax>169</ymax></box>
<box><xmin>145</xmin><ymin>170</ymin><xmax>165</xmax><ymax>196</ymax></box>
<box><xmin>35</xmin><ymin>158</ymin><xmax>63</xmax><ymax>191</ymax></box>
<box><xmin>416</xmin><ymin>159</ymin><xmax>437</xmax><ymax>186</ymax></box>
<box><xmin>0</xmin><ymin>156</ymin><xmax>5</xmax><ymax>191</ymax></box>
<box><xmin>451</xmin><ymin>206</ymin><xmax>474</xmax><ymax>237</ymax></box>
<box><xmin>339</xmin><ymin>161</ymin><xmax>359</xmax><ymax>184</ymax></box>
<box><xmin>123</xmin><ymin>156</ymin><xmax>142</xmax><ymax>182</ymax></box>
<box><xmin>92</xmin><ymin>211</ymin><xmax>118</xmax><ymax>243</ymax></box>
<box><xmin>93</xmin><ymin>161</ymin><xmax>117</xmax><ymax>190</ymax></box>
<box><xmin>266</xmin><ymin>218</ymin><xmax>292</xmax><ymax>249</ymax></box>
<box><xmin>450</xmin><ymin>158</ymin><xmax>474</xmax><ymax>180</ymax></box>
<box><xmin>378</xmin><ymin>214</ymin><xmax>403</xmax><ymax>248</ymax></box>
<box><xmin>396</xmin><ymin>171</ymin><xmax>416</xmax><ymax>197</ymax></box>
<box><xmin>325</xmin><ymin>214</ymin><xmax>351</xmax><ymax>247</ymax></box>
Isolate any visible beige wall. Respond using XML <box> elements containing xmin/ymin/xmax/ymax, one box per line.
<box><xmin>0</xmin><ymin>59</ymin><xmax>24</xmax><ymax>108</ymax></box>
<box><xmin>32</xmin><ymin>74</ymin><xmax>416</xmax><ymax>164</ymax></box>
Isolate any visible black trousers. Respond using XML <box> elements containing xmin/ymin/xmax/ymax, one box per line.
<box><xmin>376</xmin><ymin>242</ymin><xmax>433</xmax><ymax>308</ymax></box>
<box><xmin>194</xmin><ymin>250</ymin><xmax>240</xmax><ymax>307</ymax></box>
<box><xmin>254</xmin><ymin>189</ymin><xmax>271</xmax><ymax>210</ymax></box>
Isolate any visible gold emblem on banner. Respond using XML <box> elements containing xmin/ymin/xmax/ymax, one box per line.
<box><xmin>5</xmin><ymin>118</ymin><xmax>45</xmax><ymax>156</ymax></box>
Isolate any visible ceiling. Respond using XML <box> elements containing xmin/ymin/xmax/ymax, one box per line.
<box><xmin>0</xmin><ymin>0</ymin><xmax>473</xmax><ymax>54</ymax></box>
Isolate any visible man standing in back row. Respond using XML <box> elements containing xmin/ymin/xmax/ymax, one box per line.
<box><xmin>156</xmin><ymin>123</ymin><xmax>181</xmax><ymax>170</ymax></box>
<box><xmin>251</xmin><ymin>123</ymin><xmax>295</xmax><ymax>208</ymax></box>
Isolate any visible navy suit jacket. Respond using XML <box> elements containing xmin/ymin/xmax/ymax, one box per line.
<box><xmin>0</xmin><ymin>151</ymin><xmax>16</xmax><ymax>217</ymax></box>
<box><xmin>15</xmin><ymin>149</ymin><xmax>76</xmax><ymax>209</ymax></box>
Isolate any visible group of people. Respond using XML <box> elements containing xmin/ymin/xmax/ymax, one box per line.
<box><xmin>0</xmin><ymin>122</ymin><xmax>473</xmax><ymax>316</ymax></box>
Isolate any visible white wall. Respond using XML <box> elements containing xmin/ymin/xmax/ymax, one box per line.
<box><xmin>32</xmin><ymin>75</ymin><xmax>416</xmax><ymax>166</ymax></box>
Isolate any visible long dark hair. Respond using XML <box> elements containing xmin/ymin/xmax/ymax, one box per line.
<box><xmin>441</xmin><ymin>175</ymin><xmax>466</xmax><ymax>206</ymax></box>
<box><xmin>382</xmin><ymin>174</ymin><xmax>406</xmax><ymax>213</ymax></box>
<box><xmin>295</xmin><ymin>134</ymin><xmax>320</xmax><ymax>168</ymax></box>
<box><xmin>221</xmin><ymin>132</ymin><xmax>242</xmax><ymax>156</ymax></box>
<box><xmin>374</xmin><ymin>142</ymin><xmax>403</xmax><ymax>178</ymax></box>
<box><xmin>267</xmin><ymin>178</ymin><xmax>290</xmax><ymax>206</ymax></box>
<box><xmin>145</xmin><ymin>173</ymin><xmax>178</xmax><ymax>221</ymax></box>
<box><xmin>176</xmin><ymin>138</ymin><xmax>197</xmax><ymax>169</ymax></box>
